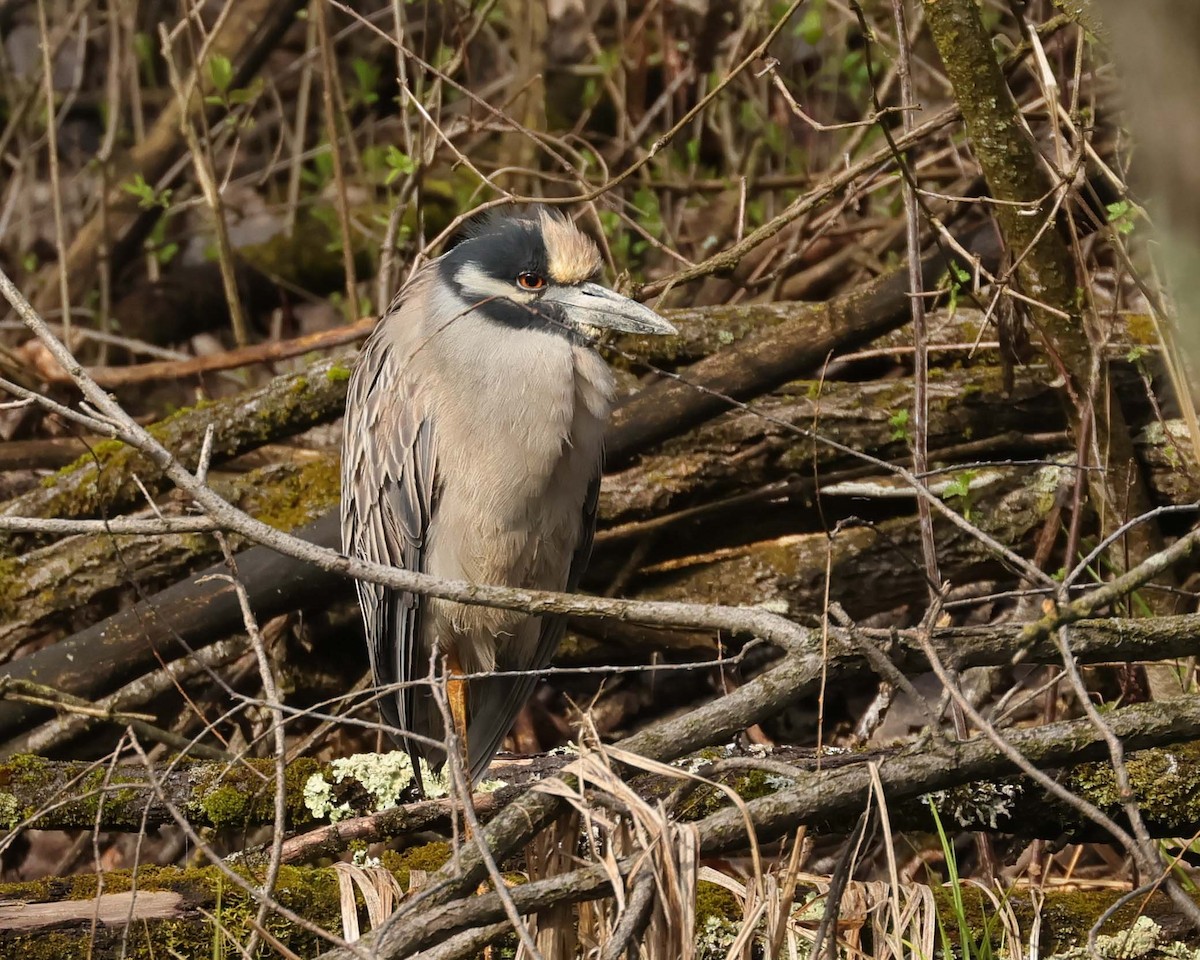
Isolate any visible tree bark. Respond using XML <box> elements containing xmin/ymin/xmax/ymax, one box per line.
<box><xmin>923</xmin><ymin>0</ymin><xmax>1166</xmax><ymax>587</ymax></box>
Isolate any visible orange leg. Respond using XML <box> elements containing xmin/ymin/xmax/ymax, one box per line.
<box><xmin>444</xmin><ymin>648</ymin><xmax>474</xmax><ymax>840</ymax></box>
<box><xmin>444</xmin><ymin>647</ymin><xmax>470</xmax><ymax>765</ymax></box>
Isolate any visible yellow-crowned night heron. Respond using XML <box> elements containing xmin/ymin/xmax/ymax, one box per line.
<box><xmin>341</xmin><ymin>207</ymin><xmax>676</xmax><ymax>786</ymax></box>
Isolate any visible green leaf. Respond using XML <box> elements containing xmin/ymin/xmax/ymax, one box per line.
<box><xmin>120</xmin><ymin>173</ymin><xmax>170</xmax><ymax>210</ymax></box>
<box><xmin>797</xmin><ymin>7</ymin><xmax>823</xmax><ymax>44</ymax></box>
<box><xmin>384</xmin><ymin>146</ymin><xmax>416</xmax><ymax>184</ymax></box>
<box><xmin>351</xmin><ymin>58</ymin><xmax>381</xmax><ymax>106</ymax></box>
<box><xmin>632</xmin><ymin>187</ymin><xmax>662</xmax><ymax>237</ymax></box>
<box><xmin>943</xmin><ymin>469</ymin><xmax>977</xmax><ymax>500</ymax></box>
<box><xmin>1106</xmin><ymin>199</ymin><xmax>1136</xmax><ymax>235</ymax></box>
<box><xmin>228</xmin><ymin>77</ymin><xmax>264</xmax><ymax>106</ymax></box>
<box><xmin>208</xmin><ymin>54</ymin><xmax>233</xmax><ymax>94</ymax></box>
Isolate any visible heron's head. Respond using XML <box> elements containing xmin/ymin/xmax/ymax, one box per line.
<box><xmin>437</xmin><ymin>207</ymin><xmax>677</xmax><ymax>338</ymax></box>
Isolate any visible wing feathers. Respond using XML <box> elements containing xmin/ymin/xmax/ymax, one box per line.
<box><xmin>342</xmin><ymin>305</ymin><xmax>439</xmax><ymax>786</ymax></box>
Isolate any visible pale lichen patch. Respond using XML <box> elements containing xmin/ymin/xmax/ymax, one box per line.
<box><xmin>922</xmin><ymin>781</ymin><xmax>1020</xmax><ymax>831</ymax></box>
<box><xmin>1048</xmin><ymin>916</ymin><xmax>1199</xmax><ymax>960</ymax></box>
<box><xmin>303</xmin><ymin>752</ymin><xmax>506</xmax><ymax>820</ymax></box>
<box><xmin>302</xmin><ymin>772</ymin><xmax>350</xmax><ymax>823</ymax></box>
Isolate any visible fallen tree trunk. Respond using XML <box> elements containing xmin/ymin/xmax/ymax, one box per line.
<box><xmin>628</xmin><ymin>460</ymin><xmax>1063</xmax><ymax>617</ymax></box>
<box><xmin>0</xmin><ymin>851</ymin><xmax>1196</xmax><ymax>959</ymax></box>
<box><xmin>0</xmin><ymin>355</ymin><xmax>354</xmax><ymax>557</ymax></box>
<box><xmin>3</xmin><ymin>737</ymin><xmax>1200</xmax><ymax>842</ymax></box>
<box><xmin>605</xmin><ymin>227</ymin><xmax>1002</xmax><ymax>465</ymax></box>
<box><xmin>601</xmin><ymin>363</ymin><xmax>1069</xmax><ymax>524</ymax></box>
<box><xmin>0</xmin><ymin>457</ymin><xmax>340</xmax><ymax>656</ymax></box>
<box><xmin>5</xmin><ymin>359</ymin><xmax>1190</xmax><ymax>662</ymax></box>
<box><xmin>0</xmin><ymin>513</ymin><xmax>347</xmax><ymax>741</ymax></box>
<box><xmin>6</xmin><ymin>609</ymin><xmax>1200</xmax><ymax>831</ymax></box>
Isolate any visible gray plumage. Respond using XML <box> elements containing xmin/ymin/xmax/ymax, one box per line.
<box><xmin>341</xmin><ymin>208</ymin><xmax>675</xmax><ymax>785</ymax></box>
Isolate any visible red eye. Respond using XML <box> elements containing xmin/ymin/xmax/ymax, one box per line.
<box><xmin>516</xmin><ymin>272</ymin><xmax>546</xmax><ymax>291</ymax></box>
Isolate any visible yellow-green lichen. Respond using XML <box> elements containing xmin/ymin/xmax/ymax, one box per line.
<box><xmin>0</xmin><ymin>791</ymin><xmax>21</xmax><ymax>828</ymax></box>
<box><xmin>244</xmin><ymin>456</ymin><xmax>341</xmax><ymax>532</ymax></box>
<box><xmin>380</xmin><ymin>841</ymin><xmax>452</xmax><ymax>889</ymax></box>
<box><xmin>331</xmin><ymin>752</ymin><xmax>422</xmax><ymax>807</ymax></box>
<box><xmin>696</xmin><ymin>880</ymin><xmax>743</xmax><ymax>959</ymax></box>
<box><xmin>1061</xmin><ymin>743</ymin><xmax>1200</xmax><ymax>833</ymax></box>
<box><xmin>303</xmin><ymin>771</ymin><xmax>350</xmax><ymax>822</ymax></box>
<box><xmin>303</xmin><ymin>752</ymin><xmax>434</xmax><ymax>822</ymax></box>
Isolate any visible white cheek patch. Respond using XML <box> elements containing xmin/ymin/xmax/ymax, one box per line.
<box><xmin>456</xmin><ymin>263</ymin><xmax>535</xmax><ymax>304</ymax></box>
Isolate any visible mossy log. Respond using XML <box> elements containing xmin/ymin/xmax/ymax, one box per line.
<box><xmin>605</xmin><ymin>226</ymin><xmax>1002</xmax><ymax>466</ymax></box>
<box><xmin>1</xmin><ymin>765</ymin><xmax>1200</xmax><ymax>959</ymax></box>
<box><xmin>627</xmin><ymin>461</ymin><xmax>1062</xmax><ymax>619</ymax></box>
<box><xmin>0</xmin><ymin>845</ymin><xmax>451</xmax><ymax>959</ymax></box>
<box><xmin>0</xmin><ymin>513</ymin><xmax>347</xmax><ymax>740</ymax></box>
<box><xmin>841</xmin><ymin>305</ymin><xmax>1158</xmax><ymax>366</ymax></box>
<box><xmin>603</xmin><ymin>362</ymin><xmax>1190</xmax><ymax>527</ymax></box>
<box><xmin>0</xmin><ymin>456</ymin><xmax>341</xmax><ymax>656</ymax></box>
<box><xmin>0</xmin><ymin>863</ymin><xmax>1198</xmax><ymax>960</ymax></box>
<box><xmin>7</xmin><ymin>359</ymin><xmax>1192</xmax><ymax>664</ymax></box>
<box><xmin>601</xmin><ymin>363</ymin><xmax>1066</xmax><ymax>525</ymax></box>
<box><xmin>6</xmin><ymin>632</ymin><xmax>1200</xmax><ymax>837</ymax></box>
<box><xmin>0</xmin><ymin>355</ymin><xmax>355</xmax><ymax>558</ymax></box>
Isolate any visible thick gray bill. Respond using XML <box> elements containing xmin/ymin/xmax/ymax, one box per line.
<box><xmin>546</xmin><ymin>282</ymin><xmax>677</xmax><ymax>335</ymax></box>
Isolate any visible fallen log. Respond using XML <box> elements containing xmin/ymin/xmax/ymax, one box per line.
<box><xmin>601</xmin><ymin>363</ymin><xmax>1067</xmax><ymax>524</ymax></box>
<box><xmin>0</xmin><ymin>456</ymin><xmax>340</xmax><ymax>657</ymax></box>
<box><xmin>0</xmin><ymin>355</ymin><xmax>353</xmax><ymax>557</ymax></box>
<box><xmin>0</xmin><ymin>859</ymin><xmax>1195</xmax><ymax>960</ymax></box>
<box><xmin>0</xmin><ymin>513</ymin><xmax>347</xmax><ymax>741</ymax></box>
<box><xmin>6</xmin><ymin>608</ymin><xmax>1200</xmax><ymax>829</ymax></box>
<box><xmin>604</xmin><ymin>227</ymin><xmax>1002</xmax><ymax>465</ymax></box>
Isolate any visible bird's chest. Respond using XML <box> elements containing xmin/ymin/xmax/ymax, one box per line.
<box><xmin>428</xmin><ymin>332</ymin><xmax>612</xmax><ymax>586</ymax></box>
